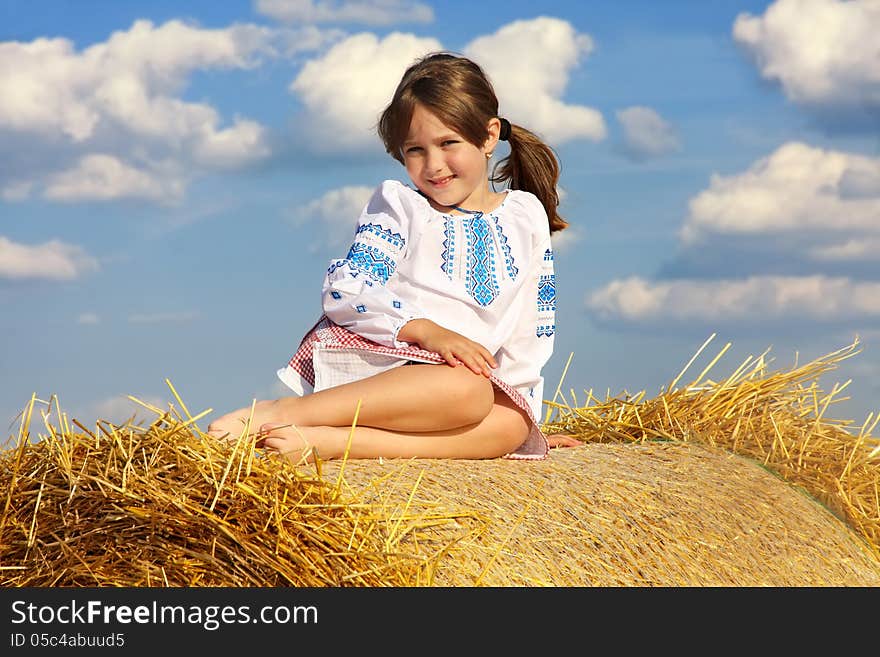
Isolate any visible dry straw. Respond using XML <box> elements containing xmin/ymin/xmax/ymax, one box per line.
<box><xmin>542</xmin><ymin>334</ymin><xmax>880</xmax><ymax>559</ymax></box>
<box><xmin>0</xmin><ymin>385</ymin><xmax>441</xmax><ymax>587</ymax></box>
<box><xmin>1</xmin><ymin>336</ymin><xmax>879</xmax><ymax>586</ymax></box>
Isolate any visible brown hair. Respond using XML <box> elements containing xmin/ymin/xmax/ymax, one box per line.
<box><xmin>377</xmin><ymin>52</ymin><xmax>567</xmax><ymax>233</ymax></box>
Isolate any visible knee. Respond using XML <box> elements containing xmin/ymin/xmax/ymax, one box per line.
<box><xmin>491</xmin><ymin>392</ymin><xmax>531</xmax><ymax>453</ymax></box>
<box><xmin>447</xmin><ymin>368</ymin><xmax>495</xmax><ymax>425</ymax></box>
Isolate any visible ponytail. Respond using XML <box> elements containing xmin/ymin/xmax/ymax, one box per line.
<box><xmin>492</xmin><ymin>123</ymin><xmax>567</xmax><ymax>233</ymax></box>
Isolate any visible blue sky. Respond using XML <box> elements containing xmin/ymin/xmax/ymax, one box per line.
<box><xmin>2</xmin><ymin>0</ymin><xmax>880</xmax><ymax>436</ymax></box>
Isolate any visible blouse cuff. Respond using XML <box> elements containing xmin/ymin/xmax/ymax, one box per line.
<box><xmin>392</xmin><ymin>315</ymin><xmax>424</xmax><ymax>349</ymax></box>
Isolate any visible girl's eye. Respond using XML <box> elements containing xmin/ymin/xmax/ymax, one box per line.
<box><xmin>442</xmin><ymin>140</ymin><xmax>458</xmax><ymax>146</ymax></box>
<box><xmin>405</xmin><ymin>146</ymin><xmax>423</xmax><ymax>154</ymax></box>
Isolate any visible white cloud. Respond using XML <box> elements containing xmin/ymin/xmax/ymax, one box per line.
<box><xmin>290</xmin><ymin>31</ymin><xmax>442</xmax><ymax>149</ymax></box>
<box><xmin>190</xmin><ymin>117</ymin><xmax>270</xmax><ymax>169</ymax></box>
<box><xmin>733</xmin><ymin>0</ymin><xmax>880</xmax><ymax>114</ymax></box>
<box><xmin>616</xmin><ymin>106</ymin><xmax>680</xmax><ymax>160</ymax></box>
<box><xmin>0</xmin><ymin>236</ymin><xmax>99</xmax><ymax>281</ymax></box>
<box><xmin>255</xmin><ymin>0</ymin><xmax>434</xmax><ymax>25</ymax></box>
<box><xmin>0</xmin><ymin>19</ymin><xmax>334</xmax><ymax>202</ymax></box>
<box><xmin>681</xmin><ymin>142</ymin><xmax>880</xmax><ymax>244</ymax></box>
<box><xmin>465</xmin><ymin>17</ymin><xmax>606</xmax><ymax>144</ymax></box>
<box><xmin>274</xmin><ymin>24</ymin><xmax>346</xmax><ymax>56</ymax></box>
<box><xmin>808</xmin><ymin>238</ymin><xmax>880</xmax><ymax>262</ymax></box>
<box><xmin>587</xmin><ymin>275</ymin><xmax>880</xmax><ymax>324</ymax></box>
<box><xmin>288</xmin><ymin>17</ymin><xmax>605</xmax><ymax>151</ymax></box>
<box><xmin>0</xmin><ymin>20</ymin><xmax>275</xmax><ymax>142</ymax></box>
<box><xmin>77</xmin><ymin>313</ymin><xmax>100</xmax><ymax>325</ymax></box>
<box><xmin>550</xmin><ymin>226</ymin><xmax>582</xmax><ymax>253</ymax></box>
<box><xmin>1</xmin><ymin>181</ymin><xmax>33</xmax><ymax>201</ymax></box>
<box><xmin>0</xmin><ymin>37</ymin><xmax>98</xmax><ymax>142</ymax></box>
<box><xmin>295</xmin><ymin>185</ymin><xmax>374</xmax><ymax>245</ymax></box>
<box><xmin>840</xmin><ymin>163</ymin><xmax>880</xmax><ymax>199</ymax></box>
<box><xmin>128</xmin><ymin>311</ymin><xmax>200</xmax><ymax>323</ymax></box>
<box><xmin>44</xmin><ymin>154</ymin><xmax>184</xmax><ymax>203</ymax></box>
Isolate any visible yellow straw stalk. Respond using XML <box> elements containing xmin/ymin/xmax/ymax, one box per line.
<box><xmin>2</xmin><ymin>336</ymin><xmax>878</xmax><ymax>586</ymax></box>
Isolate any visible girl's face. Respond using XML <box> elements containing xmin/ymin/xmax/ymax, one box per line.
<box><xmin>402</xmin><ymin>104</ymin><xmax>496</xmax><ymax>211</ymax></box>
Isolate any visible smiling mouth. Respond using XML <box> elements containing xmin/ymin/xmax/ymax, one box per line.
<box><xmin>429</xmin><ymin>175</ymin><xmax>454</xmax><ymax>186</ymax></box>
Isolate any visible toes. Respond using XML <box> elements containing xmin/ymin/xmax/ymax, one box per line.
<box><xmin>259</xmin><ymin>422</ymin><xmax>287</xmax><ymax>433</ymax></box>
<box><xmin>255</xmin><ymin>422</ymin><xmax>287</xmax><ymax>447</ymax></box>
<box><xmin>546</xmin><ymin>433</ymin><xmax>581</xmax><ymax>448</ymax></box>
<box><xmin>254</xmin><ymin>423</ymin><xmax>313</xmax><ymax>462</ymax></box>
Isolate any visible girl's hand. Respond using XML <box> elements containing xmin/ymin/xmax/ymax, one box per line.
<box><xmin>399</xmin><ymin>319</ymin><xmax>497</xmax><ymax>377</ymax></box>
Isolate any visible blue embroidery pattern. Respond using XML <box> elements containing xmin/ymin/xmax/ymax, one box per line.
<box><xmin>346</xmin><ymin>243</ymin><xmax>396</xmax><ymax>283</ymax></box>
<box><xmin>355</xmin><ymin>223</ymin><xmax>405</xmax><ymax>249</ymax></box>
<box><xmin>339</xmin><ymin>222</ymin><xmax>405</xmax><ymax>283</ymax></box>
<box><xmin>330</xmin><ymin>290</ymin><xmax>341</xmax><ymax>299</ymax></box>
<box><xmin>440</xmin><ymin>215</ymin><xmax>455</xmax><ymax>278</ymax></box>
<box><xmin>356</xmin><ymin>304</ymin><xmax>367</xmax><ymax>313</ymax></box>
<box><xmin>538</xmin><ymin>274</ymin><xmax>556</xmax><ymax>311</ymax></box>
<box><xmin>464</xmin><ymin>215</ymin><xmax>499</xmax><ymax>306</ymax></box>
<box><xmin>537</xmin><ymin>273</ymin><xmax>556</xmax><ymax>338</ymax></box>
<box><xmin>491</xmin><ymin>214</ymin><xmax>518</xmax><ymax>280</ymax></box>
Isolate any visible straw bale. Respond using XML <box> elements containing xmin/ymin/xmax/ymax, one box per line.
<box><xmin>2</xmin><ymin>336</ymin><xmax>879</xmax><ymax>587</ymax></box>
<box><xmin>541</xmin><ymin>335</ymin><xmax>880</xmax><ymax>561</ymax></box>
<box><xmin>317</xmin><ymin>442</ymin><xmax>880</xmax><ymax>586</ymax></box>
<box><xmin>0</xmin><ymin>398</ymin><xmax>432</xmax><ymax>587</ymax></box>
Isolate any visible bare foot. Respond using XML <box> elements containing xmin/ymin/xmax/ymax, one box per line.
<box><xmin>255</xmin><ymin>423</ymin><xmax>344</xmax><ymax>464</ymax></box>
<box><xmin>546</xmin><ymin>433</ymin><xmax>581</xmax><ymax>448</ymax></box>
<box><xmin>207</xmin><ymin>399</ymin><xmax>294</xmax><ymax>441</ymax></box>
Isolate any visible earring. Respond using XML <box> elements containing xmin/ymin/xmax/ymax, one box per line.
<box><xmin>486</xmin><ymin>152</ymin><xmax>493</xmax><ymax>159</ymax></box>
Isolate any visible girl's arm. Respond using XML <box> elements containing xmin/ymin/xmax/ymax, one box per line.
<box><xmin>322</xmin><ymin>181</ymin><xmax>426</xmax><ymax>348</ymax></box>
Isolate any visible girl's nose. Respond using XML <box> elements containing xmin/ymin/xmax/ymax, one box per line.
<box><xmin>425</xmin><ymin>149</ymin><xmax>443</xmax><ymax>172</ymax></box>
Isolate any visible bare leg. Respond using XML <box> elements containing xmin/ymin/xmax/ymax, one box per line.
<box><xmin>256</xmin><ymin>389</ymin><xmax>531</xmax><ymax>462</ymax></box>
<box><xmin>207</xmin><ymin>363</ymin><xmax>495</xmax><ymax>439</ymax></box>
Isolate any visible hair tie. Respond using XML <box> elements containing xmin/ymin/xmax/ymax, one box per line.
<box><xmin>498</xmin><ymin>117</ymin><xmax>511</xmax><ymax>141</ymax></box>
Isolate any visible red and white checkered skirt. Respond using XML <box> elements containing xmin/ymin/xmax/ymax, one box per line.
<box><xmin>279</xmin><ymin>315</ymin><xmax>549</xmax><ymax>460</ymax></box>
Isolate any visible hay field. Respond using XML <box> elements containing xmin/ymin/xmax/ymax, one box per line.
<box><xmin>1</xmin><ymin>336</ymin><xmax>879</xmax><ymax>586</ymax></box>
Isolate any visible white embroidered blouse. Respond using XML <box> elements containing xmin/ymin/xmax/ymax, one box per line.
<box><xmin>278</xmin><ymin>179</ymin><xmax>556</xmax><ymax>423</ymax></box>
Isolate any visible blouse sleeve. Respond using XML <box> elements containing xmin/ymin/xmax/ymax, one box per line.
<box><xmin>494</xmin><ymin>235</ymin><xmax>556</xmax><ymax>423</ymax></box>
<box><xmin>321</xmin><ymin>180</ymin><xmax>426</xmax><ymax>348</ymax></box>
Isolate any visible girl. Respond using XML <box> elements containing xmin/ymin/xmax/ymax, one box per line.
<box><xmin>207</xmin><ymin>52</ymin><xmax>578</xmax><ymax>462</ymax></box>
